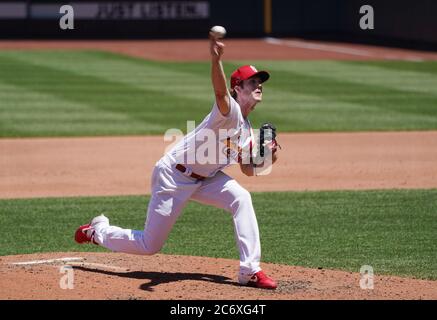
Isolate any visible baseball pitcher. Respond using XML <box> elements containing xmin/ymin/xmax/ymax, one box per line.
<box><xmin>75</xmin><ymin>33</ymin><xmax>280</xmax><ymax>289</ymax></box>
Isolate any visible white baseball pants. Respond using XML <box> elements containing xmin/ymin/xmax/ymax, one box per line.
<box><xmin>93</xmin><ymin>159</ymin><xmax>262</xmax><ymax>277</ymax></box>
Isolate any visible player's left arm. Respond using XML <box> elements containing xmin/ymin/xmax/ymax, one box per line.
<box><xmin>239</xmin><ymin>163</ymin><xmax>255</xmax><ymax>176</ymax></box>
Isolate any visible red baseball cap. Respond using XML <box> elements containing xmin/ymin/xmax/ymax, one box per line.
<box><xmin>230</xmin><ymin>65</ymin><xmax>270</xmax><ymax>89</ymax></box>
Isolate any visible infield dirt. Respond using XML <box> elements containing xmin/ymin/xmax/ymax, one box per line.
<box><xmin>1</xmin><ymin>131</ymin><xmax>437</xmax><ymax>199</ymax></box>
<box><xmin>1</xmin><ymin>252</ymin><xmax>436</xmax><ymax>300</ymax></box>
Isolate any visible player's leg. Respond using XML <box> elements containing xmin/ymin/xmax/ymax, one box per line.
<box><xmin>190</xmin><ymin>171</ymin><xmax>261</xmax><ymax>279</ymax></box>
<box><xmin>90</xmin><ymin>163</ymin><xmax>200</xmax><ymax>255</ymax></box>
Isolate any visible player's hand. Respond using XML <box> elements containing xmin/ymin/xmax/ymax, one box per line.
<box><xmin>272</xmin><ymin>151</ymin><xmax>278</xmax><ymax>164</ymax></box>
<box><xmin>265</xmin><ymin>140</ymin><xmax>279</xmax><ymax>154</ymax></box>
<box><xmin>209</xmin><ymin>33</ymin><xmax>225</xmax><ymax>60</ymax></box>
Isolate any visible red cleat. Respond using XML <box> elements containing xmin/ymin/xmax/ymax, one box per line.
<box><xmin>74</xmin><ymin>215</ymin><xmax>109</xmax><ymax>245</ymax></box>
<box><xmin>246</xmin><ymin>271</ymin><xmax>278</xmax><ymax>290</ymax></box>
<box><xmin>74</xmin><ymin>224</ymin><xmax>97</xmax><ymax>244</ymax></box>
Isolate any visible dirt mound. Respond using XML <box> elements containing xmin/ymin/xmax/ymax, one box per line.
<box><xmin>0</xmin><ymin>252</ymin><xmax>435</xmax><ymax>300</ymax></box>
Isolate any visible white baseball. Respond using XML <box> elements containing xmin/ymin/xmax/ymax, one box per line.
<box><xmin>210</xmin><ymin>25</ymin><xmax>226</xmax><ymax>39</ymax></box>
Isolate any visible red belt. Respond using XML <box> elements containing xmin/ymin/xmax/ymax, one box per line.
<box><xmin>175</xmin><ymin>164</ymin><xmax>206</xmax><ymax>181</ymax></box>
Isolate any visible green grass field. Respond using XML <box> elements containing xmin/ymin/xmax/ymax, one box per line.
<box><xmin>0</xmin><ymin>189</ymin><xmax>436</xmax><ymax>280</ymax></box>
<box><xmin>1</xmin><ymin>50</ymin><xmax>436</xmax><ymax>282</ymax></box>
<box><xmin>1</xmin><ymin>50</ymin><xmax>437</xmax><ymax>137</ymax></box>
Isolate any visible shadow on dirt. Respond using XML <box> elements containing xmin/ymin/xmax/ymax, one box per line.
<box><xmin>72</xmin><ymin>266</ymin><xmax>239</xmax><ymax>291</ymax></box>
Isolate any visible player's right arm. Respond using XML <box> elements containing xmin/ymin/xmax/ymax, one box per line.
<box><xmin>210</xmin><ymin>35</ymin><xmax>230</xmax><ymax>116</ymax></box>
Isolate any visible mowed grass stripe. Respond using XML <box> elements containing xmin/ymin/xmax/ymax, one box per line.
<box><xmin>250</xmin><ymin>60</ymin><xmax>437</xmax><ymax>96</ymax></box>
<box><xmin>343</xmin><ymin>60</ymin><xmax>437</xmax><ymax>76</ymax></box>
<box><xmin>0</xmin><ymin>189</ymin><xmax>435</xmax><ymax>280</ymax></box>
<box><xmin>227</xmin><ymin>61</ymin><xmax>437</xmax><ymax>120</ymax></box>
<box><xmin>6</xmin><ymin>50</ymin><xmax>437</xmax><ymax>107</ymax></box>
<box><xmin>167</xmin><ymin>59</ymin><xmax>437</xmax><ymax>130</ymax></box>
<box><xmin>265</xmin><ymin>68</ymin><xmax>437</xmax><ymax>117</ymax></box>
<box><xmin>251</xmin><ymin>91</ymin><xmax>436</xmax><ymax>132</ymax></box>
<box><xmin>0</xmin><ymin>50</ymin><xmax>214</xmax><ymax>103</ymax></box>
<box><xmin>141</xmin><ymin>58</ymin><xmax>437</xmax><ymax>128</ymax></box>
<box><xmin>0</xmin><ymin>81</ymin><xmax>156</xmax><ymax>137</ymax></box>
<box><xmin>0</xmin><ymin>54</ymin><xmax>208</xmax><ymax>136</ymax></box>
<box><xmin>1</xmin><ymin>51</ymin><xmax>437</xmax><ymax>136</ymax></box>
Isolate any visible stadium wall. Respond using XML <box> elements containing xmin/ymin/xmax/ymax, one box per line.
<box><xmin>0</xmin><ymin>0</ymin><xmax>435</xmax><ymax>49</ymax></box>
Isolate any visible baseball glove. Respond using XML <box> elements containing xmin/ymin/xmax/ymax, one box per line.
<box><xmin>259</xmin><ymin>122</ymin><xmax>281</xmax><ymax>158</ymax></box>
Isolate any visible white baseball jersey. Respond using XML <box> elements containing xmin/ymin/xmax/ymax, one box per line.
<box><xmin>163</xmin><ymin>96</ymin><xmax>254</xmax><ymax>177</ymax></box>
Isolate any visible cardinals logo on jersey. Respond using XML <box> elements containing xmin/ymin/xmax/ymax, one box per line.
<box><xmin>223</xmin><ymin>136</ymin><xmax>243</xmax><ymax>164</ymax></box>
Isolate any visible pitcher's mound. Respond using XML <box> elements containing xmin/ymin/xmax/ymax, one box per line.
<box><xmin>0</xmin><ymin>252</ymin><xmax>435</xmax><ymax>300</ymax></box>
